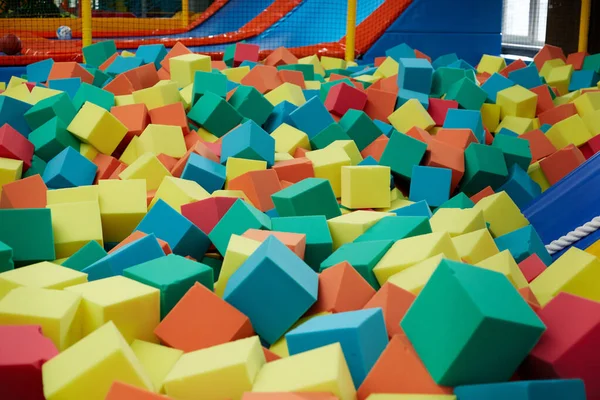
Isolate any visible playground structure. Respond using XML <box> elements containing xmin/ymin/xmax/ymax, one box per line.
<box><xmin>0</xmin><ymin>0</ymin><xmax>503</xmax><ymax>66</ymax></box>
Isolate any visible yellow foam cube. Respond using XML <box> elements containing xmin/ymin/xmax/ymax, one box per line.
<box><xmin>131</xmin><ymin>339</ymin><xmax>183</xmax><ymax>393</ymax></box>
<box><xmin>494</xmin><ymin>116</ymin><xmax>535</xmax><ymax>134</ymax></box>
<box><xmin>269</xmin><ymin>312</ymin><xmax>330</xmax><ymax>358</ymax></box>
<box><xmin>133</xmin><ymin>82</ymin><xmax>181</xmax><ymax>110</ymax></box>
<box><xmin>388</xmin><ymin>99</ymin><xmax>435</xmax><ymax>133</ymax></box>
<box><xmin>305</xmin><ymin>80</ymin><xmax>322</xmax><ymax>90</ymax></box>
<box><xmin>169</xmin><ymin>54</ymin><xmax>211</xmax><ymax>88</ymax></box>
<box><xmin>48</xmin><ymin>201</ymin><xmax>103</xmax><ymax>259</ymax></box>
<box><xmin>527</xmin><ymin>162</ymin><xmax>550</xmax><ymax>192</ymax></box>
<box><xmin>121</xmin><ymin>50</ymin><xmax>136</xmax><ymax>57</ymax></box>
<box><xmin>540</xmin><ymin>59</ymin><xmax>565</xmax><ymax>80</ymax></box>
<box><xmin>0</xmin><ymin>82</ymin><xmax>5</xmax><ymax>91</ymax></box>
<box><xmin>481</xmin><ymin>103</ymin><xmax>501</xmax><ymax>133</ymax></box>
<box><xmin>430</xmin><ymin>208</ymin><xmax>486</xmax><ymax>237</ymax></box>
<box><xmin>225</xmin><ymin>157</ymin><xmax>267</xmax><ymax>188</ymax></box>
<box><xmin>29</xmin><ymin>87</ymin><xmax>63</xmax><ymax>104</ymax></box>
<box><xmin>387</xmin><ymin>254</ymin><xmax>445</xmax><ymax>295</ymax></box>
<box><xmin>573</xmin><ymin>91</ymin><xmax>600</xmax><ymax>117</ymax></box>
<box><xmin>452</xmin><ymin>228</ymin><xmax>499</xmax><ymax>264</ymax></box>
<box><xmin>115</xmin><ymin>94</ymin><xmax>135</xmax><ymax>106</ymax></box>
<box><xmin>46</xmin><ymin>185</ymin><xmax>99</xmax><ymax>205</ymax></box>
<box><xmin>305</xmin><ymin>147</ymin><xmax>351</xmax><ymax>197</ymax></box>
<box><xmin>530</xmin><ymin>247</ymin><xmax>600</xmax><ymax>306</ymax></box>
<box><xmin>7</xmin><ymin>76</ymin><xmax>26</xmax><ymax>89</ymax></box>
<box><xmin>179</xmin><ymin>82</ymin><xmax>194</xmax><ymax>110</ymax></box>
<box><xmin>321</xmin><ymin>56</ymin><xmax>347</xmax><ymax>71</ymax></box>
<box><xmin>252</xmin><ymin>343</ymin><xmax>355</xmax><ymax>400</ymax></box>
<box><xmin>149</xmin><ymin>176</ymin><xmax>210</xmax><ymax>211</ymax></box>
<box><xmin>554</xmin><ymin>90</ymin><xmax>581</xmax><ymax>106</ymax></box>
<box><xmin>119</xmin><ymin>136</ymin><xmax>143</xmax><ymax>165</ymax></box>
<box><xmin>341</xmin><ymin>166</ymin><xmax>391</xmax><ymax>209</ymax></box>
<box><xmin>98</xmin><ymin>179</ymin><xmax>147</xmax><ymax>242</ymax></box>
<box><xmin>374</xmin><ymin>57</ymin><xmax>399</xmax><ymax>78</ymax></box>
<box><xmin>546</xmin><ymin>64</ymin><xmax>574</xmax><ymax>95</ymax></box>
<box><xmin>0</xmin><ymin>157</ymin><xmax>23</xmax><ymax>195</ymax></box>
<box><xmin>299</xmin><ymin>55</ymin><xmax>326</xmax><ymax>77</ymax></box>
<box><xmin>376</xmin><ymin>193</ymin><xmax>413</xmax><ymax>213</ymax></box>
<box><xmin>68</xmin><ymin>101</ymin><xmax>127</xmax><ymax>155</ymax></box>
<box><xmin>355</xmin><ymin>74</ymin><xmax>380</xmax><ymax>84</ymax></box>
<box><xmin>222</xmin><ymin>66</ymin><xmax>251</xmax><ymax>83</ymax></box>
<box><xmin>271</xmin><ymin>123</ymin><xmax>310</xmax><ymax>155</ymax></box>
<box><xmin>212</xmin><ymin>189</ymin><xmax>251</xmax><ymax>203</ymax></box>
<box><xmin>474</xmin><ymin>192</ymin><xmax>529</xmax><ymax>237</ymax></box>
<box><xmin>327</xmin><ymin>210</ymin><xmax>391</xmax><ymax>250</ymax></box>
<box><xmin>586</xmin><ymin>238</ymin><xmax>600</xmax><ymax>258</ymax></box>
<box><xmin>138</xmin><ymin>124</ymin><xmax>187</xmax><ymax>158</ymax></box>
<box><xmin>66</xmin><ymin>275</ymin><xmax>160</xmax><ymax>343</ymax></box>
<box><xmin>163</xmin><ymin>336</ymin><xmax>266</xmax><ymax>400</ymax></box>
<box><xmin>0</xmin><ymin>287</ymin><xmax>82</xmax><ymax>350</ymax></box>
<box><xmin>79</xmin><ymin>143</ymin><xmax>99</xmax><ymax>161</ymax></box>
<box><xmin>0</xmin><ymin>261</ymin><xmax>87</xmax><ymax>300</ymax></box>
<box><xmin>265</xmin><ymin>82</ymin><xmax>306</xmax><ymax>107</ymax></box>
<box><xmin>275</xmin><ymin>152</ymin><xmax>294</xmax><ymax>162</ymax></box>
<box><xmin>373</xmin><ymin>232</ymin><xmax>460</xmax><ymax>285</ymax></box>
<box><xmin>477</xmin><ymin>55</ymin><xmax>507</xmax><ymax>74</ymax></box>
<box><xmin>583</xmin><ymin>109</ymin><xmax>600</xmax><ymax>136</ymax></box>
<box><xmin>476</xmin><ymin>250</ymin><xmax>528</xmax><ymax>289</ymax></box>
<box><xmin>496</xmin><ymin>85</ymin><xmax>538</xmax><ymax>119</ymax></box>
<box><xmin>214</xmin><ymin>235</ymin><xmax>261</xmax><ymax>298</ymax></box>
<box><xmin>327</xmin><ymin>140</ymin><xmax>363</xmax><ymax>165</ymax></box>
<box><xmin>42</xmin><ymin>321</ymin><xmax>153</xmax><ymax>400</ymax></box>
<box><xmin>119</xmin><ymin>153</ymin><xmax>172</xmax><ymax>191</ymax></box>
<box><xmin>1</xmin><ymin>83</ymin><xmax>32</xmax><ymax>103</ymax></box>
<box><xmin>545</xmin><ymin>114</ymin><xmax>592</xmax><ymax>149</ymax></box>
<box><xmin>366</xmin><ymin>395</ymin><xmax>456</xmax><ymax>400</ymax></box>
<box><xmin>196</xmin><ymin>127</ymin><xmax>219</xmax><ymax>143</ymax></box>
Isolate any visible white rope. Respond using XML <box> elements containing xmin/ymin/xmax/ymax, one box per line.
<box><xmin>545</xmin><ymin>216</ymin><xmax>600</xmax><ymax>255</ymax></box>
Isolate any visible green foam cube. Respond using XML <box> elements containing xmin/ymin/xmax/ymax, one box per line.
<box><xmin>62</xmin><ymin>240</ymin><xmax>107</xmax><ymax>271</ymax></box>
<box><xmin>354</xmin><ymin>216</ymin><xmax>432</xmax><ymax>242</ymax></box>
<box><xmin>28</xmin><ymin>117</ymin><xmax>81</xmax><ymax>162</ymax></box>
<box><xmin>445</xmin><ymin>77</ymin><xmax>487</xmax><ymax>110</ymax></box>
<box><xmin>82</xmin><ymin>40</ymin><xmax>117</xmax><ymax>68</ymax></box>
<box><xmin>0</xmin><ymin>208</ymin><xmax>55</xmax><ymax>265</ymax></box>
<box><xmin>201</xmin><ymin>255</ymin><xmax>223</xmax><ymax>281</ymax></box>
<box><xmin>272</xmin><ymin>178</ymin><xmax>341</xmax><ymax>220</ymax></box>
<box><xmin>491</xmin><ymin>134</ymin><xmax>532</xmax><ymax>172</ymax></box>
<box><xmin>23</xmin><ymin>155</ymin><xmax>47</xmax><ymax>178</ymax></box>
<box><xmin>73</xmin><ymin>82</ymin><xmax>115</xmax><ymax>111</ymax></box>
<box><xmin>192</xmin><ymin>71</ymin><xmax>227</xmax><ymax>105</ymax></box>
<box><xmin>310</xmin><ymin>123</ymin><xmax>352</xmax><ymax>150</ymax></box>
<box><xmin>188</xmin><ymin>92</ymin><xmax>243</xmax><ymax>137</ymax></box>
<box><xmin>431</xmin><ymin>67</ymin><xmax>475</xmax><ymax>97</ymax></box>
<box><xmin>24</xmin><ymin>92</ymin><xmax>77</xmax><ymax>131</ymax></box>
<box><xmin>437</xmin><ymin>192</ymin><xmax>476</xmax><ymax>210</ymax></box>
<box><xmin>0</xmin><ymin>240</ymin><xmax>14</xmax><ymax>272</ymax></box>
<box><xmin>461</xmin><ymin>143</ymin><xmax>509</xmax><ymax>194</ymax></box>
<box><xmin>380</xmin><ymin>130</ymin><xmax>427</xmax><ymax>180</ymax></box>
<box><xmin>228</xmin><ymin>85</ymin><xmax>275</xmax><ymax>126</ymax></box>
<box><xmin>338</xmin><ymin>110</ymin><xmax>382</xmax><ymax>151</ymax></box>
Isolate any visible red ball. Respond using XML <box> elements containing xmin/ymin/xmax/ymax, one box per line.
<box><xmin>1</xmin><ymin>34</ymin><xmax>22</xmax><ymax>56</ymax></box>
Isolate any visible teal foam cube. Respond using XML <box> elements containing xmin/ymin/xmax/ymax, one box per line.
<box><xmin>339</xmin><ymin>109</ymin><xmax>383</xmax><ymax>151</ymax></box>
<box><xmin>104</xmin><ymin>56</ymin><xmax>144</xmax><ymax>77</ymax></box>
<box><xmin>309</xmin><ymin>123</ymin><xmax>351</xmax><ymax>149</ymax></box>
<box><xmin>454</xmin><ymin>379</ymin><xmax>585</xmax><ymax>400</ymax></box>
<box><xmin>82</xmin><ymin>40</ymin><xmax>117</xmax><ymax>68</ymax></box>
<box><xmin>461</xmin><ymin>143</ymin><xmax>508</xmax><ymax>194</ymax></box>
<box><xmin>48</xmin><ymin>78</ymin><xmax>81</xmax><ymax>100</ymax></box>
<box><xmin>220</xmin><ymin>120</ymin><xmax>275</xmax><ymax>167</ymax></box>
<box><xmin>62</xmin><ymin>240</ymin><xmax>107</xmax><ymax>271</ymax></box>
<box><xmin>409</xmin><ymin>166</ymin><xmax>452</xmax><ymax>207</ymax></box>
<box><xmin>192</xmin><ymin>71</ymin><xmax>227</xmax><ymax>105</ymax></box>
<box><xmin>289</xmin><ymin>96</ymin><xmax>335</xmax><ymax>139</ymax></box>
<box><xmin>73</xmin><ymin>82</ymin><xmax>115</xmax><ymax>111</ymax></box>
<box><xmin>26</xmin><ymin>59</ymin><xmax>54</xmax><ymax>83</ymax></box>
<box><xmin>28</xmin><ymin>117</ymin><xmax>80</xmax><ymax>162</ymax></box>
<box><xmin>136</xmin><ymin>44</ymin><xmax>167</xmax><ymax>69</ymax></box>
<box><xmin>188</xmin><ymin>91</ymin><xmax>242</xmax><ymax>137</ymax></box>
<box><xmin>437</xmin><ymin>192</ymin><xmax>475</xmax><ymax>210</ymax></box>
<box><xmin>397</xmin><ymin>58</ymin><xmax>434</xmax><ymax>94</ymax></box>
<box><xmin>380</xmin><ymin>130</ymin><xmax>427</xmax><ymax>180</ymax></box>
<box><xmin>445</xmin><ymin>77</ymin><xmax>487</xmax><ymax>110</ymax></box>
<box><xmin>497</xmin><ymin>165</ymin><xmax>541</xmax><ymax>209</ymax></box>
<box><xmin>228</xmin><ymin>85</ymin><xmax>274</xmax><ymax>126</ymax></box>
<box><xmin>492</xmin><ymin>134</ymin><xmax>532</xmax><ymax>171</ymax></box>
<box><xmin>386</xmin><ymin>43</ymin><xmax>415</xmax><ymax>61</ymax></box>
<box><xmin>495</xmin><ymin>224</ymin><xmax>552</xmax><ymax>266</ymax></box>
<box><xmin>0</xmin><ymin>208</ymin><xmax>55</xmax><ymax>264</ymax></box>
<box><xmin>23</xmin><ymin>155</ymin><xmax>46</xmax><ymax>178</ymax></box>
<box><xmin>272</xmin><ymin>178</ymin><xmax>341</xmax><ymax>220</ymax></box>
<box><xmin>392</xmin><ymin>200</ymin><xmax>433</xmax><ymax>218</ymax></box>
<box><xmin>181</xmin><ymin>153</ymin><xmax>226</xmax><ymax>194</ymax></box>
<box><xmin>354</xmin><ymin>216</ymin><xmax>432</xmax><ymax>242</ymax></box>
<box><xmin>400</xmin><ymin>259</ymin><xmax>546</xmax><ymax>386</ymax></box>
<box><xmin>24</xmin><ymin>92</ymin><xmax>77</xmax><ymax>131</ymax></box>
<box><xmin>0</xmin><ymin>240</ymin><xmax>14</xmax><ymax>272</ymax></box>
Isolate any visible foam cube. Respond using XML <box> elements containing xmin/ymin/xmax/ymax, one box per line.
<box><xmin>474</xmin><ymin>250</ymin><xmax>528</xmax><ymax>289</ymax></box>
<box><xmin>47</xmin><ymin>200</ymin><xmax>102</xmax><ymax>258</ymax></box>
<box><xmin>0</xmin><ymin>325</ymin><xmax>59</xmax><ymax>400</ymax></box>
<box><xmin>471</xmin><ymin>191</ymin><xmax>528</xmax><ymax>237</ymax></box>
<box><xmin>508</xmin><ymin>63</ymin><xmax>543</xmax><ymax>89</ymax></box>
<box><xmin>408</xmin><ymin>166</ymin><xmax>452</xmax><ymax>207</ymax></box>
<box><xmin>451</xmin><ymin>228</ymin><xmax>499</xmax><ymax>263</ymax></box>
<box><xmin>212</xmin><ymin>234</ymin><xmax>261</xmax><ymax>297</ymax></box>
<box><xmin>455</xmin><ymin>380</ymin><xmax>585</xmax><ymax>400</ymax></box>
<box><xmin>480</xmin><ymin>73</ymin><xmax>515</xmax><ymax>103</ymax></box>
<box><xmin>136</xmin><ymin>199</ymin><xmax>210</xmax><ymax>259</ymax></box>
<box><xmin>372</xmin><ymin>232</ymin><xmax>459</xmax><ymax>285</ymax></box>
<box><xmin>180</xmin><ymin>196</ymin><xmax>235</xmax><ymax>236</ymax></box>
<box><xmin>42</xmin><ymin>147</ymin><xmax>96</xmax><ymax>189</ymax></box>
<box><xmin>388</xmin><ymin>99</ymin><xmax>435</xmax><ymax>133</ymax></box>
<box><xmin>355</xmin><ymin>215</ymin><xmax>431</xmax><ymax>243</ymax></box>
<box><xmin>379</xmin><ymin>130</ymin><xmax>427</xmax><ymax>180</ymax></box>
<box><xmin>272</xmin><ymin>216</ymin><xmax>333</xmax><ymax>271</ymax></box>
<box><xmin>97</xmin><ymin>179</ymin><xmax>147</xmax><ymax>242</ymax></box>
<box><xmin>477</xmin><ymin>54</ymin><xmax>507</xmax><ymax>74</ymax></box>
<box><xmin>539</xmin><ymin>144</ymin><xmax>585</xmax><ymax>185</ymax></box>
<box><xmin>28</xmin><ymin>117</ymin><xmax>80</xmax><ymax>162</ymax></box>
<box><xmin>188</xmin><ymin>92</ymin><xmax>242</xmax><ymax>137</ymax></box>
<box><xmin>385</xmin><ymin>255</ymin><xmax>444</xmax><ymax>295</ymax></box>
<box><xmin>546</xmin><ymin>64</ymin><xmax>573</xmax><ymax>95</ymax></box>
<box><xmin>168</xmin><ymin>54</ymin><xmax>211</xmax><ymax>87</ymax></box>
<box><xmin>72</xmin><ymin>82</ymin><xmax>114</xmax><ymax>111</ymax></box>
<box><xmin>229</xmin><ymin>85</ymin><xmax>275</xmax><ymax>126</ymax></box>
<box><xmin>129</xmin><ymin>340</ymin><xmax>182</xmax><ymax>395</ymax></box>
<box><xmin>460</xmin><ymin>143</ymin><xmax>508</xmax><ymax>194</ymax></box>
<box><xmin>220</xmin><ymin>121</ymin><xmax>275</xmax><ymax>167</ymax></box>
<box><xmin>0</xmin><ymin>208</ymin><xmax>54</xmax><ymax>265</ymax></box>
<box><xmin>48</xmin><ymin>78</ymin><xmax>81</xmax><ymax>100</ymax></box>
<box><xmin>304</xmin><ymin>147</ymin><xmax>351</xmax><ymax>197</ymax></box>
<box><xmin>68</xmin><ymin>101</ymin><xmax>126</xmax><ymax>154</ymax></box>
<box><xmin>397</xmin><ymin>58</ymin><xmax>433</xmax><ymax>94</ymax></box>
<box><xmin>0</xmin><ymin>123</ymin><xmax>34</xmax><ymax>171</ymax></box>
<box><xmin>324</xmin><ymin>82</ymin><xmax>367</xmax><ymax>116</ymax></box>
<box><xmin>429</xmin><ymin>208</ymin><xmax>485</xmax><ymax>238</ymax></box>
<box><xmin>42</xmin><ymin>321</ymin><xmax>152</xmax><ymax>400</ymax></box>
<box><xmin>400</xmin><ymin>259</ymin><xmax>545</xmax><ymax>386</ymax></box>
<box><xmin>545</xmin><ymin>114</ymin><xmax>593</xmax><ymax>149</ymax></box>
<box><xmin>119</xmin><ymin>153</ymin><xmax>172</xmax><ymax>191</ymax></box>
<box><xmin>0</xmin><ymin>260</ymin><xmax>86</xmax><ymax>300</ymax></box>
<box><xmin>327</xmin><ymin>210</ymin><xmax>389</xmax><ymax>247</ymax></box>
<box><xmin>289</xmin><ymin>96</ymin><xmax>335</xmax><ymax>139</ymax></box>
<box><xmin>335</xmin><ymin>109</ymin><xmax>380</xmax><ymax>151</ymax></box>
<box><xmin>0</xmin><ymin>157</ymin><xmax>23</xmax><ymax>195</ymax></box>
<box><xmin>265</xmin><ymin>82</ymin><xmax>306</xmax><ymax>107</ymax></box>
<box><xmin>340</xmin><ymin>166</ymin><xmax>391</xmax><ymax>209</ymax></box>
<box><xmin>227</xmin><ymin>169</ymin><xmax>281</xmax><ymax>211</ymax></box>
<box><xmin>148</xmin><ymin>175</ymin><xmax>209</xmax><ymax>212</ymax></box>
<box><xmin>252</xmin><ymin>343</ymin><xmax>355</xmax><ymax>400</ymax></box>
<box><xmin>0</xmin><ymin>240</ymin><xmax>13</xmax><ymax>272</ymax></box>
<box><xmin>83</xmin><ymin>41</ymin><xmax>117</xmax><ymax>68</ymax></box>
<box><xmin>178</xmin><ymin>153</ymin><xmax>225</xmax><ymax>194</ymax></box>
<box><xmin>0</xmin><ymin>286</ymin><xmax>81</xmax><ymax>350</ymax></box>
<box><xmin>517</xmin><ymin>253</ymin><xmax>546</xmax><ymax>283</ymax></box>
<box><xmin>0</xmin><ymin>94</ymin><xmax>32</xmax><ymax>137</ymax></box>
<box><xmin>24</xmin><ymin>92</ymin><xmax>77</xmax><ymax>132</ymax></box>
<box><xmin>445</xmin><ymin>77</ymin><xmax>487</xmax><ymax>110</ymax></box>
<box><xmin>62</xmin><ymin>240</ymin><xmax>107</xmax><ymax>272</ymax></box>
<box><xmin>287</xmin><ymin>309</ymin><xmax>388</xmax><ymax>387</ymax></box>
<box><xmin>270</xmin><ymin>123</ymin><xmax>310</xmax><ymax>156</ymax></box>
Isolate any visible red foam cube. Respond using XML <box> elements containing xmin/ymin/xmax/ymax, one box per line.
<box><xmin>181</xmin><ymin>196</ymin><xmax>237</xmax><ymax>235</ymax></box>
<box><xmin>234</xmin><ymin>43</ymin><xmax>260</xmax><ymax>67</ymax></box>
<box><xmin>428</xmin><ymin>98</ymin><xmax>459</xmax><ymax>126</ymax></box>
<box><xmin>518</xmin><ymin>254</ymin><xmax>547</xmax><ymax>283</ymax></box>
<box><xmin>533</xmin><ymin>44</ymin><xmax>567</xmax><ymax>71</ymax></box>
<box><xmin>325</xmin><ymin>82</ymin><xmax>368</xmax><ymax>116</ymax></box>
<box><xmin>470</xmin><ymin>186</ymin><xmax>495</xmax><ymax>203</ymax></box>
<box><xmin>500</xmin><ymin>59</ymin><xmax>527</xmax><ymax>78</ymax></box>
<box><xmin>567</xmin><ymin>52</ymin><xmax>588</xmax><ymax>70</ymax></box>
<box><xmin>579</xmin><ymin>135</ymin><xmax>600</xmax><ymax>159</ymax></box>
<box><xmin>530</xmin><ymin>85</ymin><xmax>555</xmax><ymax>116</ymax></box>
<box><xmin>0</xmin><ymin>123</ymin><xmax>34</xmax><ymax>170</ymax></box>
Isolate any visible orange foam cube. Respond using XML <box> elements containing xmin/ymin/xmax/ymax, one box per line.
<box><xmin>435</xmin><ymin>128</ymin><xmax>478</xmax><ymax>150</ymax></box>
<box><xmin>540</xmin><ymin>144</ymin><xmax>585</xmax><ymax>185</ymax></box>
<box><xmin>520</xmin><ymin>129</ymin><xmax>557</xmax><ymax>163</ymax></box>
<box><xmin>228</xmin><ymin>169</ymin><xmax>283</xmax><ymax>212</ymax></box>
<box><xmin>272</xmin><ymin>157</ymin><xmax>315</xmax><ymax>183</ymax></box>
<box><xmin>263</xmin><ymin>47</ymin><xmax>299</xmax><ymax>67</ymax></box>
<box><xmin>111</xmin><ymin>103</ymin><xmax>150</xmax><ymax>140</ymax></box>
<box><xmin>243</xmin><ymin>394</ymin><xmax>338</xmax><ymax>400</ymax></box>
<box><xmin>360</xmin><ymin>135</ymin><xmax>389</xmax><ymax>162</ymax></box>
<box><xmin>262</xmin><ymin>347</ymin><xmax>281</xmax><ymax>363</ymax></box>
<box><xmin>105</xmin><ymin>381</ymin><xmax>168</xmax><ymax>400</ymax></box>
<box><xmin>362</xmin><ymin>283</ymin><xmax>415</xmax><ymax>337</ymax></box>
<box><xmin>109</xmin><ymin>230</ymin><xmax>171</xmax><ymax>255</ymax></box>
<box><xmin>530</xmin><ymin>85</ymin><xmax>555</xmax><ymax>116</ymax></box>
<box><xmin>538</xmin><ymin>103</ymin><xmax>577</xmax><ymax>126</ymax></box>
<box><xmin>93</xmin><ymin>153</ymin><xmax>121</xmax><ymax>182</ymax></box>
<box><xmin>533</xmin><ymin>44</ymin><xmax>566</xmax><ymax>71</ymax></box>
<box><xmin>148</xmin><ymin>102</ymin><xmax>190</xmax><ymax>135</ymax></box>
<box><xmin>242</xmin><ymin>229</ymin><xmax>306</xmax><ymax>259</ymax></box>
<box><xmin>470</xmin><ymin>186</ymin><xmax>495</xmax><ymax>203</ymax></box>
<box><xmin>241</xmin><ymin>65</ymin><xmax>283</xmax><ymax>94</ymax></box>
<box><xmin>160</xmin><ymin>42</ymin><xmax>192</xmax><ymax>73</ymax></box>
<box><xmin>48</xmin><ymin>62</ymin><xmax>94</xmax><ymax>84</ymax></box>
<box><xmin>567</xmin><ymin>52</ymin><xmax>588</xmax><ymax>70</ymax></box>
<box><xmin>364</xmin><ymin>88</ymin><xmax>397</xmax><ymax>122</ymax></box>
<box><xmin>103</xmin><ymin>74</ymin><xmax>136</xmax><ymax>96</ymax></box>
<box><xmin>0</xmin><ymin>174</ymin><xmax>47</xmax><ymax>208</ymax></box>
<box><xmin>277</xmin><ymin>70</ymin><xmax>306</xmax><ymax>89</ymax></box>
<box><xmin>424</xmin><ymin>138</ymin><xmax>465</xmax><ymax>191</ymax></box>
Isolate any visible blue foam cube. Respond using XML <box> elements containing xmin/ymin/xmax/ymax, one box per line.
<box><xmin>454</xmin><ymin>379</ymin><xmax>586</xmax><ymax>400</ymax></box>
<box><xmin>481</xmin><ymin>73</ymin><xmax>515</xmax><ymax>103</ymax></box>
<box><xmin>286</xmin><ymin>308</ymin><xmax>389</xmax><ymax>387</ymax></box>
<box><xmin>448</xmin><ymin>59</ymin><xmax>476</xmax><ymax>71</ymax></box>
<box><xmin>409</xmin><ymin>166</ymin><xmax>452</xmax><ymax>207</ymax></box>
<box><xmin>396</xmin><ymin>88</ymin><xmax>429</xmax><ymax>109</ymax></box>
<box><xmin>397</xmin><ymin>58</ymin><xmax>434</xmax><ymax>94</ymax></box>
<box><xmin>289</xmin><ymin>96</ymin><xmax>335</xmax><ymax>139</ymax></box>
<box><xmin>48</xmin><ymin>78</ymin><xmax>81</xmax><ymax>100</ymax></box>
<box><xmin>181</xmin><ymin>153</ymin><xmax>226</xmax><ymax>194</ymax></box>
<box><xmin>392</xmin><ymin>200</ymin><xmax>433</xmax><ymax>218</ymax></box>
<box><xmin>0</xmin><ymin>96</ymin><xmax>32</xmax><ymax>138</ymax></box>
<box><xmin>432</xmin><ymin>53</ymin><xmax>460</xmax><ymax>69</ymax></box>
<box><xmin>136</xmin><ymin>199</ymin><xmax>210</xmax><ymax>260</ymax></box>
<box><xmin>82</xmin><ymin>233</ymin><xmax>165</xmax><ymax>281</ymax></box>
<box><xmin>263</xmin><ymin>100</ymin><xmax>297</xmax><ymax>133</ymax></box>
<box><xmin>385</xmin><ymin>43</ymin><xmax>415</xmax><ymax>61</ymax></box>
<box><xmin>495</xmin><ymin>224</ymin><xmax>552</xmax><ymax>266</ymax></box>
<box><xmin>303</xmin><ymin>89</ymin><xmax>320</xmax><ymax>101</ymax></box>
<box><xmin>240</xmin><ymin>60</ymin><xmax>258</xmax><ymax>69</ymax></box>
<box><xmin>497</xmin><ymin>128</ymin><xmax>519</xmax><ymax>137</ymax></box>
<box><xmin>373</xmin><ymin>120</ymin><xmax>393</xmax><ymax>137</ymax></box>
<box><xmin>220</xmin><ymin>120</ymin><xmax>275</xmax><ymax>167</ymax></box>
<box><xmin>497</xmin><ymin>165</ymin><xmax>541</xmax><ymax>209</ymax></box>
<box><xmin>26</xmin><ymin>59</ymin><xmax>54</xmax><ymax>83</ymax></box>
<box><xmin>539</xmin><ymin>123</ymin><xmax>552</xmax><ymax>133</ymax></box>
<box><xmin>224</xmin><ymin>236</ymin><xmax>318</xmax><ymax>344</ymax></box>
<box><xmin>72</xmin><ymin>82</ymin><xmax>115</xmax><ymax>111</ymax></box>
<box><xmin>508</xmin><ymin>64</ymin><xmax>543</xmax><ymax>89</ymax></box>
<box><xmin>444</xmin><ymin>108</ymin><xmax>485</xmax><ymax>143</ymax></box>
<box><xmin>42</xmin><ymin>147</ymin><xmax>97</xmax><ymax>189</ymax></box>
<box><xmin>104</xmin><ymin>56</ymin><xmax>145</xmax><ymax>77</ymax></box>
<box><xmin>135</xmin><ymin>44</ymin><xmax>167</xmax><ymax>69</ymax></box>
<box><xmin>569</xmin><ymin>70</ymin><xmax>600</xmax><ymax>91</ymax></box>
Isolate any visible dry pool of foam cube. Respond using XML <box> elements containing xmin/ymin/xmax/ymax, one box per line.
<box><xmin>0</xmin><ymin>40</ymin><xmax>599</xmax><ymax>400</ymax></box>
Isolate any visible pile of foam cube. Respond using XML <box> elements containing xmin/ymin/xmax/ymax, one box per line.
<box><xmin>0</xmin><ymin>39</ymin><xmax>599</xmax><ymax>400</ymax></box>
